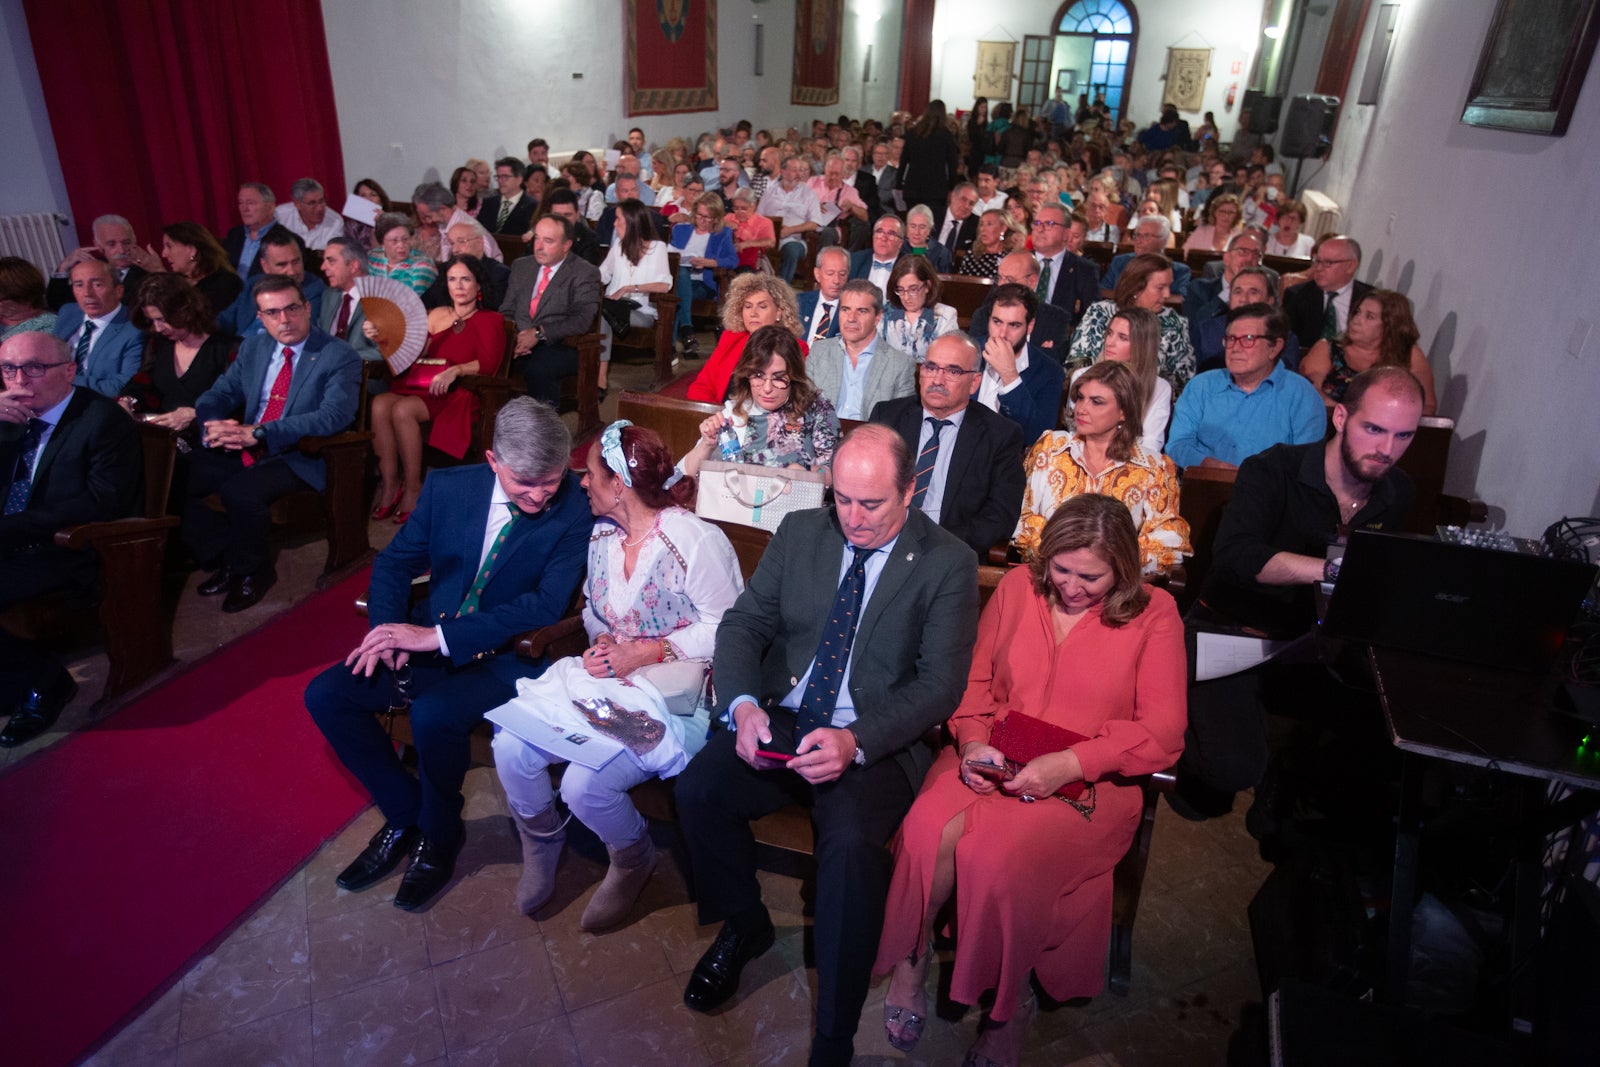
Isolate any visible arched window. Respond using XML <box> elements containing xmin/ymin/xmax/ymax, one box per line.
<box><xmin>1053</xmin><ymin>1</ymin><xmax>1139</xmax><ymax>125</ymax></box>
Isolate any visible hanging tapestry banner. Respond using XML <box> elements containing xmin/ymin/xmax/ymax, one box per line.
<box><xmin>791</xmin><ymin>0</ymin><xmax>843</xmax><ymax>106</ymax></box>
<box><xmin>1163</xmin><ymin>47</ymin><xmax>1211</xmax><ymax>112</ymax></box>
<box><xmin>626</xmin><ymin>0</ymin><xmax>718</xmax><ymax>115</ymax></box>
<box><xmin>974</xmin><ymin>40</ymin><xmax>1016</xmax><ymax>99</ymax></box>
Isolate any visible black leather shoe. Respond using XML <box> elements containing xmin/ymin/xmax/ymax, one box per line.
<box><xmin>335</xmin><ymin>823</ymin><xmax>421</xmax><ymax>892</ymax></box>
<box><xmin>682</xmin><ymin>920</ymin><xmax>775</xmax><ymax>1012</ymax></box>
<box><xmin>393</xmin><ymin>836</ymin><xmax>460</xmax><ymax>911</ymax></box>
<box><xmin>0</xmin><ymin>674</ymin><xmax>77</xmax><ymax>748</ymax></box>
<box><xmin>197</xmin><ymin>567</ymin><xmax>235</xmax><ymax>597</ymax></box>
<box><xmin>222</xmin><ymin>569</ymin><xmax>276</xmax><ymax>613</ymax></box>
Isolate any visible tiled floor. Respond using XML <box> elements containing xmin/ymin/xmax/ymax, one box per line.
<box><xmin>11</xmin><ymin>350</ymin><xmax>1275</xmax><ymax>1066</ymax></box>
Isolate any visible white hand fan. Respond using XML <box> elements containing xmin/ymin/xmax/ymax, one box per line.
<box><xmin>351</xmin><ymin>275</ymin><xmax>428</xmax><ymax>374</ymax></box>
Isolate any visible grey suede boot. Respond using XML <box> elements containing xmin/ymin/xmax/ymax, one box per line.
<box><xmin>510</xmin><ymin>806</ymin><xmax>568</xmax><ymax>915</ymax></box>
<box><xmin>579</xmin><ymin>832</ymin><xmax>658</xmax><ymax>931</ymax></box>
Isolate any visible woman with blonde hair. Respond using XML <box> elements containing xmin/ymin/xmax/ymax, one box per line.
<box><xmin>684</xmin><ymin>272</ymin><xmax>804</xmax><ymax>403</ymax></box>
<box><xmin>1069</xmin><ymin>305</ymin><xmax>1171</xmax><ymax>454</ymax></box>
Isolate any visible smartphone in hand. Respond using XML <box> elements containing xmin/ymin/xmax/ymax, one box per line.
<box><xmin>963</xmin><ymin>758</ymin><xmax>1014</xmax><ymax>783</ymax></box>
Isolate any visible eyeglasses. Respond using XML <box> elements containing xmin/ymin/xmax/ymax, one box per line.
<box><xmin>1223</xmin><ymin>333</ymin><xmax>1270</xmax><ymax>349</ymax></box>
<box><xmin>920</xmin><ymin>361</ymin><xmax>976</xmax><ymax>379</ymax></box>
<box><xmin>258</xmin><ymin>302</ymin><xmax>307</xmax><ymax>319</ymax></box>
<box><xmin>894</xmin><ymin>284</ymin><xmax>927</xmax><ymax>296</ymax></box>
<box><xmin>0</xmin><ymin>360</ymin><xmax>72</xmax><ymax>379</ymax></box>
<box><xmin>1031</xmin><ymin>220</ymin><xmax>1064</xmax><ymax>230</ymax></box>
<box><xmin>748</xmin><ymin>372</ymin><xmax>791</xmax><ymax>388</ymax></box>
<box><xmin>1311</xmin><ymin>257</ymin><xmax>1354</xmax><ymax>267</ymax></box>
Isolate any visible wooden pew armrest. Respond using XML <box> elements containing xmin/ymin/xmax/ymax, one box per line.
<box><xmin>297</xmin><ymin>430</ymin><xmax>373</xmax><ymax>457</ymax></box>
<box><xmin>515</xmin><ymin>614</ymin><xmax>588</xmax><ymax>660</ymax></box>
<box><xmin>54</xmin><ymin>515</ymin><xmax>180</xmax><ymax>551</ymax></box>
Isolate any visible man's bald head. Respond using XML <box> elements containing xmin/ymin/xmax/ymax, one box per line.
<box><xmin>996</xmin><ymin>251</ymin><xmax>1041</xmax><ymax>288</ymax></box>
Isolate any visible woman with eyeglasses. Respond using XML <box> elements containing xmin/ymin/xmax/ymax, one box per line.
<box><xmin>367</xmin><ymin>213</ymin><xmax>437</xmax><ymax>295</ymax></box>
<box><xmin>684</xmin><ymin>272</ymin><xmax>805</xmax><ymax>404</ymax></box>
<box><xmin>678</xmin><ymin>325</ymin><xmax>838</xmax><ymax>479</ymax></box>
<box><xmin>1264</xmin><ymin>199</ymin><xmax>1315</xmax><ymax>258</ymax></box>
<box><xmin>880</xmin><ymin>257</ymin><xmax>959</xmax><ymax>362</ymax></box>
<box><xmin>669</xmin><ymin>192</ymin><xmax>739</xmax><ymax>354</ymax></box>
<box><xmin>1299</xmin><ymin>288</ymin><xmax>1437</xmax><ymax>415</ymax></box>
<box><xmin>1014</xmin><ymin>360</ymin><xmax>1189</xmax><ymax>572</ymax></box>
<box><xmin>1182</xmin><ymin>193</ymin><xmax>1242</xmax><ymax>254</ymax></box>
<box><xmin>1069</xmin><ymin>253</ymin><xmax>1196</xmax><ymax>389</ymax></box>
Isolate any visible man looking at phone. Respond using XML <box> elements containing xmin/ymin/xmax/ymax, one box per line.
<box><xmin>674</xmin><ymin>425</ymin><xmax>978</xmax><ymax>1067</ymax></box>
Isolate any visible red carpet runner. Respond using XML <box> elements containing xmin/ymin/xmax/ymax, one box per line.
<box><xmin>0</xmin><ymin>570</ymin><xmax>374</xmax><ymax>1066</ymax></box>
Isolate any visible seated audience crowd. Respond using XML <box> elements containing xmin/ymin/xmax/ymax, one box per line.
<box><xmin>1</xmin><ymin>97</ymin><xmax>1451</xmax><ymax>1067</ymax></box>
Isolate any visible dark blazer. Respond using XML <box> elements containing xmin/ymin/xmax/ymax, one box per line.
<box><xmin>1284</xmin><ymin>279</ymin><xmax>1373</xmax><ymax>351</ymax></box>
<box><xmin>899</xmin><ymin>238</ymin><xmax>952</xmax><ymax>275</ymax></box>
<box><xmin>847</xmin><ymin>248</ymin><xmax>901</xmax><ymax>283</ymax></box>
<box><xmin>898</xmin><ymin>127</ymin><xmax>961</xmax><ymax>211</ymax></box>
<box><xmin>712</xmin><ymin>506</ymin><xmax>978</xmax><ymax>780</ymax></box>
<box><xmin>51</xmin><ymin>303</ymin><xmax>144</xmax><ymax>399</ymax></box>
<box><xmin>984</xmin><ymin>346</ymin><xmax>1066</xmax><ymax>445</ymax></box>
<box><xmin>868</xmin><ymin>165</ymin><xmax>900</xmax><ymax>214</ymax></box>
<box><xmin>870</xmin><ymin>396</ymin><xmax>1025</xmax><ymax>556</ymax></box>
<box><xmin>194</xmin><ymin>328</ymin><xmax>361</xmax><ymax>491</ymax></box>
<box><xmin>46</xmin><ymin>264</ymin><xmax>148</xmax><ymax>312</ymax></box>
<box><xmin>0</xmin><ymin>387</ymin><xmax>141</xmax><ymax>555</ymax></box>
<box><xmin>215</xmin><ymin>273</ymin><xmax>328</xmax><ymax>341</ymax></box>
<box><xmin>500</xmin><ymin>254</ymin><xmax>603</xmax><ymax>344</ymax></box>
<box><xmin>366</xmin><ymin>464</ymin><xmax>591</xmax><ymax>682</ymax></box>
<box><xmin>967</xmin><ymin>296</ymin><xmax>1074</xmax><ymax>365</ymax></box>
<box><xmin>316</xmin><ymin>285</ymin><xmax>382</xmax><ymax>362</ymax></box>
<box><xmin>477</xmin><ymin>193</ymin><xmax>538</xmax><ymax>237</ymax></box>
<box><xmin>1040</xmin><ymin>252</ymin><xmax>1101</xmax><ymax>325</ymax></box>
<box><xmin>852</xmin><ymin>169</ymin><xmax>883</xmax><ymax>221</ymax></box>
<box><xmin>929</xmin><ymin>208</ymin><xmax>979</xmax><ymax>256</ymax></box>
<box><xmin>422</xmin><ymin>257</ymin><xmax>510</xmax><ymax>313</ymax></box>
<box><xmin>796</xmin><ymin>290</ymin><xmax>843</xmax><ymax>342</ymax></box>
<box><xmin>1183</xmin><ymin>274</ymin><xmax>1226</xmax><ymax>328</ymax></box>
<box><xmin>223</xmin><ymin>222</ymin><xmax>306</xmax><ymax>278</ymax></box>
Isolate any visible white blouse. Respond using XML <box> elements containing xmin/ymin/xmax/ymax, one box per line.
<box><xmin>600</xmin><ymin>239</ymin><xmax>672</xmax><ymax>321</ymax></box>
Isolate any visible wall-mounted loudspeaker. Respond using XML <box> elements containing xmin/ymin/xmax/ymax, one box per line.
<box><xmin>1280</xmin><ymin>94</ymin><xmax>1340</xmax><ymax>159</ymax></box>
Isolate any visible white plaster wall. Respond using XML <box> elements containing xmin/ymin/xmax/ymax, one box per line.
<box><xmin>321</xmin><ymin>0</ymin><xmax>903</xmax><ymax>196</ymax></box>
<box><xmin>0</xmin><ymin>0</ymin><xmax>75</xmax><ymax>242</ymax></box>
<box><xmin>1305</xmin><ymin>0</ymin><xmax>1600</xmax><ymax>529</ymax></box>
<box><xmin>928</xmin><ymin>0</ymin><xmax>1267</xmax><ymax>140</ymax></box>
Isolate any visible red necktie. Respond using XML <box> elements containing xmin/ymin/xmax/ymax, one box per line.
<box><xmin>528</xmin><ymin>266</ymin><xmax>552</xmax><ymax>321</ymax></box>
<box><xmin>335</xmin><ymin>292</ymin><xmax>353</xmax><ymax>336</ymax></box>
<box><xmin>243</xmin><ymin>347</ymin><xmax>295</xmax><ymax>467</ymax></box>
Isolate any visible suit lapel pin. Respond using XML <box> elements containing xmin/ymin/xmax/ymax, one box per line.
<box><xmin>905</xmin><ymin>552</ymin><xmax>915</xmax><ymax>562</ymax></box>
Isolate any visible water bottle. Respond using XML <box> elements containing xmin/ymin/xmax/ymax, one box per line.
<box><xmin>716</xmin><ymin>422</ymin><xmax>742</xmax><ymax>461</ymax></box>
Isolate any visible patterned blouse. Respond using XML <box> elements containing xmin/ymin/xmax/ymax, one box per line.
<box><xmin>1014</xmin><ymin>431</ymin><xmax>1192</xmax><ymax>574</ymax></box>
<box><xmin>366</xmin><ymin>248</ymin><xmax>438</xmax><ymax>295</ymax></box>
<box><xmin>721</xmin><ymin>395</ymin><xmax>841</xmax><ymax>472</ymax></box>
<box><xmin>958</xmin><ymin>252</ymin><xmax>1001</xmax><ymax>280</ymax></box>
<box><xmin>879</xmin><ymin>304</ymin><xmax>959</xmax><ymax>362</ymax></box>
<box><xmin>1318</xmin><ymin>340</ymin><xmax>1359</xmax><ymax>403</ymax></box>
<box><xmin>1069</xmin><ymin>300</ymin><xmax>1196</xmax><ymax>390</ymax></box>
<box><xmin>0</xmin><ymin>311</ymin><xmax>56</xmax><ymax>343</ymax></box>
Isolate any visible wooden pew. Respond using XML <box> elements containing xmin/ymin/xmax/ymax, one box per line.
<box><xmin>1175</xmin><ymin>466</ymin><xmax>1238</xmax><ymax>613</ymax></box>
<box><xmin>938</xmin><ymin>274</ymin><xmax>993</xmax><ymax>329</ymax></box>
<box><xmin>1392</xmin><ymin>416</ymin><xmax>1487</xmax><ymax>533</ymax></box>
<box><xmin>617</xmin><ymin>390</ymin><xmax>720</xmax><ymax>461</ymax></box>
<box><xmin>493</xmin><ymin>233</ymin><xmax>526</xmax><ymax>264</ymax></box>
<box><xmin>1262</xmin><ymin>253</ymin><xmax>1311</xmax><ymax>277</ymax></box>
<box><xmin>607</xmin><ymin>291</ymin><xmax>680</xmax><ymax>389</ymax></box>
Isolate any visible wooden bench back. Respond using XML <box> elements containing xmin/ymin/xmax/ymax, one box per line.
<box><xmin>1262</xmin><ymin>253</ymin><xmax>1311</xmax><ymax>276</ymax></box>
<box><xmin>1395</xmin><ymin>417</ymin><xmax>1455</xmax><ymax>535</ymax></box>
<box><xmin>938</xmin><ymin>274</ymin><xmax>993</xmax><ymax>328</ymax></box>
<box><xmin>494</xmin><ymin>233</ymin><xmax>526</xmax><ymax>264</ymax></box>
<box><xmin>137</xmin><ymin>423</ymin><xmax>179</xmax><ymax>519</ymax></box>
<box><xmin>1176</xmin><ymin>466</ymin><xmax>1238</xmax><ymax>612</ymax></box>
<box><xmin>617</xmin><ymin>390</ymin><xmax>721</xmax><ymax>462</ymax></box>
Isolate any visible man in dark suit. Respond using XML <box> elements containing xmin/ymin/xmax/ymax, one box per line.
<box><xmin>865</xmin><ymin>141</ymin><xmax>899</xmax><ymax>217</ymax></box>
<box><xmin>501</xmin><ymin>215</ymin><xmax>604</xmax><ymax>408</ymax></box>
<box><xmin>223</xmin><ymin>182</ymin><xmax>305</xmax><ymax>278</ymax></box>
<box><xmin>929</xmin><ymin>182</ymin><xmax>980</xmax><ymax>257</ymax></box>
<box><xmin>479</xmin><ymin>157</ymin><xmax>538</xmax><ymax>237</ymax></box>
<box><xmin>306</xmin><ymin>397</ymin><xmax>590</xmax><ymax>911</ymax></box>
<box><xmin>840</xmin><ymin>145</ymin><xmax>880</xmax><ymax>222</ymax></box>
<box><xmin>975</xmin><ymin>284</ymin><xmax>1067</xmax><ymax>443</ymax></box>
<box><xmin>797</xmin><ymin>246</ymin><xmax>850</xmax><ymax>346</ymax></box>
<box><xmin>317</xmin><ymin>237</ymin><xmax>382</xmax><ymax>364</ymax></box>
<box><xmin>968</xmin><ymin>252</ymin><xmax>1075</xmax><ymax>365</ymax></box>
<box><xmin>46</xmin><ymin>214</ymin><xmax>147</xmax><ymax>311</ymax></box>
<box><xmin>1282</xmin><ymin>235</ymin><xmax>1372</xmax><ymax>350</ymax></box>
<box><xmin>848</xmin><ymin>216</ymin><xmax>904</xmax><ymax>301</ymax></box>
<box><xmin>0</xmin><ymin>333</ymin><xmax>140</xmax><ymax>746</ymax></box>
<box><xmin>871</xmin><ymin>334</ymin><xmax>1025</xmax><ymax>555</ymax></box>
<box><xmin>422</xmin><ymin>221</ymin><xmax>511</xmax><ymax>312</ymax></box>
<box><xmin>1029</xmin><ymin>204</ymin><xmax>1100</xmax><ymax>330</ymax></box>
<box><xmin>675</xmin><ymin>426</ymin><xmax>979</xmax><ymax>1067</ymax></box>
<box><xmin>184</xmin><ymin>276</ymin><xmax>360</xmax><ymax>612</ymax></box>
<box><xmin>542</xmin><ymin>191</ymin><xmax>605</xmax><ymax>266</ymax></box>
<box><xmin>214</xmin><ymin>230</ymin><xmax>328</xmax><ymax>341</ymax></box>
<box><xmin>51</xmin><ymin>257</ymin><xmax>144</xmax><ymax>399</ymax></box>
<box><xmin>1099</xmin><ymin>216</ymin><xmax>1192</xmax><ymax>298</ymax></box>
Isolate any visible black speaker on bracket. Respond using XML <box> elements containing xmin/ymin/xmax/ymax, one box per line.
<box><xmin>1241</xmin><ymin>90</ymin><xmax>1282</xmax><ymax>134</ymax></box>
<box><xmin>1280</xmin><ymin>94</ymin><xmax>1341</xmax><ymax>158</ymax></box>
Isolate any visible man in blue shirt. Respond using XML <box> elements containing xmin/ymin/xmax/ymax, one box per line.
<box><xmin>1166</xmin><ymin>304</ymin><xmax>1325</xmax><ymax>471</ymax></box>
<box><xmin>1099</xmin><ymin>215</ymin><xmax>1192</xmax><ymax>297</ymax></box>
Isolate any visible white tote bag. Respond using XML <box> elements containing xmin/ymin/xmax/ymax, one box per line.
<box><xmin>694</xmin><ymin>460</ymin><xmax>828</xmax><ymax>532</ymax></box>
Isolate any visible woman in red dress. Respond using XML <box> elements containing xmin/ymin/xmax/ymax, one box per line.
<box><xmin>367</xmin><ymin>254</ymin><xmax>505</xmax><ymax>521</ymax></box>
<box><xmin>683</xmin><ymin>272</ymin><xmax>805</xmax><ymax>404</ymax></box>
<box><xmin>874</xmin><ymin>495</ymin><xmax>1186</xmax><ymax>1066</ymax></box>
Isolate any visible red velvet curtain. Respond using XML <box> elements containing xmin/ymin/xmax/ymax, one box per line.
<box><xmin>898</xmin><ymin>0</ymin><xmax>937</xmax><ymax>116</ymax></box>
<box><xmin>23</xmin><ymin>0</ymin><xmax>346</xmax><ymax>248</ymax></box>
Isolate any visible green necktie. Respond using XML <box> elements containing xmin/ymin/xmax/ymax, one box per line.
<box><xmin>497</xmin><ymin>198</ymin><xmax>512</xmax><ymax>229</ymax></box>
<box><xmin>457</xmin><ymin>505</ymin><xmax>520</xmax><ymax>617</ymax></box>
<box><xmin>1322</xmin><ymin>291</ymin><xmax>1338</xmax><ymax>340</ymax></box>
<box><xmin>1036</xmin><ymin>258</ymin><xmax>1052</xmax><ymax>301</ymax></box>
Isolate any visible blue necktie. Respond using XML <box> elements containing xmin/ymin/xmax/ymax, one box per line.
<box><xmin>795</xmin><ymin>546</ymin><xmax>871</xmax><ymax>737</ymax></box>
<box><xmin>5</xmin><ymin>418</ymin><xmax>46</xmax><ymax>516</ymax></box>
<box><xmin>912</xmin><ymin>417</ymin><xmax>950</xmax><ymax>508</ymax></box>
<box><xmin>74</xmin><ymin>320</ymin><xmax>96</xmax><ymax>372</ymax></box>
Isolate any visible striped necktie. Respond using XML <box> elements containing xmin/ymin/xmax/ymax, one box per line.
<box><xmin>74</xmin><ymin>320</ymin><xmax>97</xmax><ymax>371</ymax></box>
<box><xmin>912</xmin><ymin>417</ymin><xmax>951</xmax><ymax>508</ymax></box>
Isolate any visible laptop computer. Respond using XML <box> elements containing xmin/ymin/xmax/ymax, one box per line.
<box><xmin>1323</xmin><ymin>530</ymin><xmax>1598</xmax><ymax>674</ymax></box>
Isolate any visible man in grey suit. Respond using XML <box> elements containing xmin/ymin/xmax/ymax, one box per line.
<box><xmin>804</xmin><ymin>280</ymin><xmax>916</xmax><ymax>421</ymax></box>
<box><xmin>676</xmin><ymin>425</ymin><xmax>979</xmax><ymax>1067</ymax></box>
<box><xmin>500</xmin><ymin>216</ymin><xmax>603</xmax><ymax>408</ymax></box>
<box><xmin>317</xmin><ymin>237</ymin><xmax>381</xmax><ymax>363</ymax></box>
<box><xmin>184</xmin><ymin>276</ymin><xmax>361</xmax><ymax>612</ymax></box>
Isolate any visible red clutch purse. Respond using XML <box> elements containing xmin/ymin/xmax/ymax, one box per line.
<box><xmin>396</xmin><ymin>357</ymin><xmax>448</xmax><ymax>393</ymax></box>
<box><xmin>987</xmin><ymin>712</ymin><xmax>1091</xmax><ymax>801</ymax></box>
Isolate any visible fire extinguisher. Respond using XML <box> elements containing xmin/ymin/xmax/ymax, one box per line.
<box><xmin>1226</xmin><ymin>83</ymin><xmax>1238</xmax><ymax>110</ymax></box>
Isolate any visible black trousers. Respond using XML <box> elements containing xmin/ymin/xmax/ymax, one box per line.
<box><xmin>182</xmin><ymin>449</ymin><xmax>309</xmax><ymax>574</ymax></box>
<box><xmin>517</xmin><ymin>341</ymin><xmax>579</xmax><ymax>409</ymax></box>
<box><xmin>674</xmin><ymin>711</ymin><xmax>917</xmax><ymax>1047</ymax></box>
<box><xmin>0</xmin><ymin>546</ymin><xmax>94</xmax><ymax>703</ymax></box>
<box><xmin>304</xmin><ymin>655</ymin><xmax>517</xmax><ymax>848</ymax></box>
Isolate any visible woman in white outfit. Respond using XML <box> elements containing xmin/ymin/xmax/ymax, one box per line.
<box><xmin>597</xmin><ymin>198</ymin><xmax>673</xmax><ymax>394</ymax></box>
<box><xmin>490</xmin><ymin>421</ymin><xmax>743</xmax><ymax>930</ymax></box>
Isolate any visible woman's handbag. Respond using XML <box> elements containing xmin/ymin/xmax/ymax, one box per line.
<box><xmin>396</xmin><ymin>356</ymin><xmax>449</xmax><ymax>393</ymax></box>
<box><xmin>695</xmin><ymin>460</ymin><xmax>828</xmax><ymax>532</ymax></box>
<box><xmin>988</xmin><ymin>712</ymin><xmax>1095</xmax><ymax>813</ymax></box>
<box><xmin>601</xmin><ymin>296</ymin><xmax>641</xmax><ymax>335</ymax></box>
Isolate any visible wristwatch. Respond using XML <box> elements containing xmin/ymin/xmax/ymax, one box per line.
<box><xmin>851</xmin><ymin>745</ymin><xmax>866</xmax><ymax>767</ymax></box>
<box><xmin>251</xmin><ymin>425</ymin><xmax>267</xmax><ymax>443</ymax></box>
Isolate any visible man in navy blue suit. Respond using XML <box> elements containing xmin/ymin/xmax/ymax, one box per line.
<box><xmin>848</xmin><ymin>216</ymin><xmax>905</xmax><ymax>301</ymax></box>
<box><xmin>306</xmin><ymin>397</ymin><xmax>591</xmax><ymax>911</ymax></box>
<box><xmin>973</xmin><ymin>284</ymin><xmax>1066</xmax><ymax>445</ymax></box>
<box><xmin>183</xmin><ymin>276</ymin><xmax>360</xmax><ymax>612</ymax></box>
<box><xmin>797</xmin><ymin>246</ymin><xmax>850</xmax><ymax>346</ymax></box>
<box><xmin>214</xmin><ymin>229</ymin><xmax>328</xmax><ymax>341</ymax></box>
<box><xmin>50</xmin><ymin>257</ymin><xmax>143</xmax><ymax>399</ymax></box>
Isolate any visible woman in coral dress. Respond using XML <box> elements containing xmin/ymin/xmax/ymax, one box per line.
<box><xmin>874</xmin><ymin>495</ymin><xmax>1187</xmax><ymax>1067</ymax></box>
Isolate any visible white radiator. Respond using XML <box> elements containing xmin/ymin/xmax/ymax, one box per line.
<box><xmin>0</xmin><ymin>212</ymin><xmax>69</xmax><ymax>276</ymax></box>
<box><xmin>1300</xmin><ymin>190</ymin><xmax>1343</xmax><ymax>239</ymax></box>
